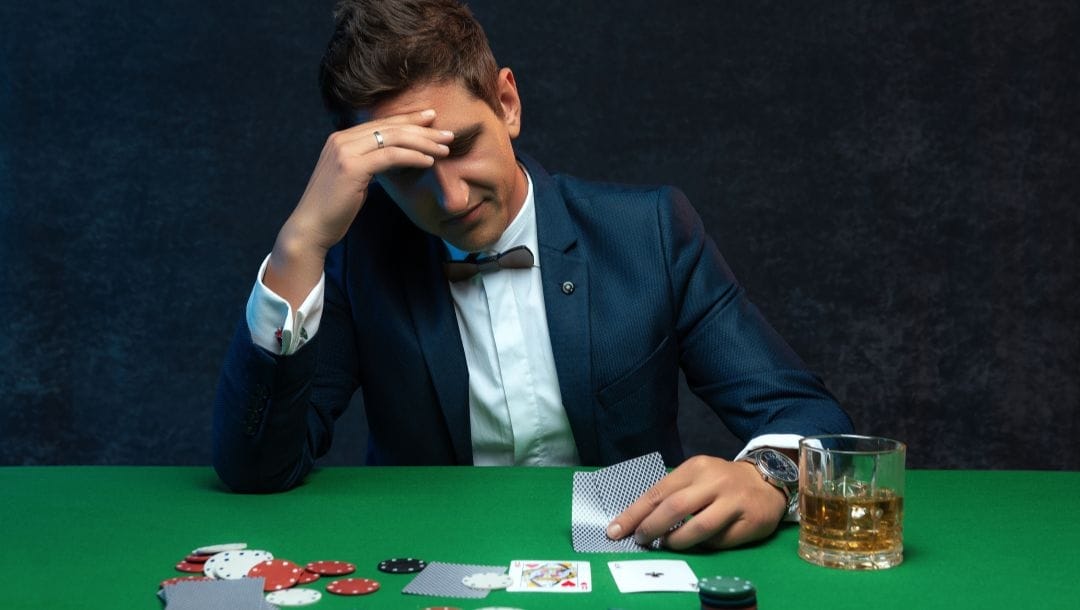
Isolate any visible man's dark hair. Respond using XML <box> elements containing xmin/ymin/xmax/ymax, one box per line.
<box><xmin>319</xmin><ymin>0</ymin><xmax>502</xmax><ymax>129</ymax></box>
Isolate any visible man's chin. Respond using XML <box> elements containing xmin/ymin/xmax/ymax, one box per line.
<box><xmin>447</xmin><ymin>237</ymin><xmax>498</xmax><ymax>254</ymax></box>
<box><xmin>441</xmin><ymin>220</ymin><xmax>506</xmax><ymax>253</ymax></box>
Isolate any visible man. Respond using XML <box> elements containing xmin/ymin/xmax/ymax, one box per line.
<box><xmin>213</xmin><ymin>0</ymin><xmax>853</xmax><ymax>551</ymax></box>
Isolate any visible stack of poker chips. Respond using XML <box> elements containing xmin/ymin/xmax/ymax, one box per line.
<box><xmin>698</xmin><ymin>576</ymin><xmax>757</xmax><ymax>610</ymax></box>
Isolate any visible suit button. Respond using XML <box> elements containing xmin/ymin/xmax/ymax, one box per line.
<box><xmin>561</xmin><ymin>281</ymin><xmax>575</xmax><ymax>295</ymax></box>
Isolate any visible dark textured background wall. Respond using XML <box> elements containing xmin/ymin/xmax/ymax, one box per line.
<box><xmin>2</xmin><ymin>1</ymin><xmax>1076</xmax><ymax>470</ymax></box>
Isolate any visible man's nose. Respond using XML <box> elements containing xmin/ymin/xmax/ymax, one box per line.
<box><xmin>431</xmin><ymin>163</ymin><xmax>469</xmax><ymax>214</ymax></box>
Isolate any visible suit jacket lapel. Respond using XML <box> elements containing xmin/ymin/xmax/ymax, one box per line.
<box><xmin>519</xmin><ymin>153</ymin><xmax>600</xmax><ymax>465</ymax></box>
<box><xmin>401</xmin><ymin>233</ymin><xmax>473</xmax><ymax>464</ymax></box>
<box><xmin>397</xmin><ymin>154</ymin><xmax>597</xmax><ymax>466</ymax></box>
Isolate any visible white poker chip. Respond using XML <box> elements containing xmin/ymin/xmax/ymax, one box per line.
<box><xmin>191</xmin><ymin>542</ymin><xmax>247</xmax><ymax>555</ymax></box>
<box><xmin>265</xmin><ymin>588</ymin><xmax>322</xmax><ymax>606</ymax></box>
<box><xmin>462</xmin><ymin>572</ymin><xmax>514</xmax><ymax>590</ymax></box>
<box><xmin>203</xmin><ymin>549</ymin><xmax>274</xmax><ymax>579</ymax></box>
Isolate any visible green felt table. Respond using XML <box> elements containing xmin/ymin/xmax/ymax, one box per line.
<box><xmin>3</xmin><ymin>466</ymin><xmax>1078</xmax><ymax>609</ymax></box>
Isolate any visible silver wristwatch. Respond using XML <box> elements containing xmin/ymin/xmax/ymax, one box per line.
<box><xmin>738</xmin><ymin>448</ymin><xmax>800</xmax><ymax>514</ymax></box>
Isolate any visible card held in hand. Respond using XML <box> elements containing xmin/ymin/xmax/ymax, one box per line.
<box><xmin>570</xmin><ymin>452</ymin><xmax>671</xmax><ymax>552</ymax></box>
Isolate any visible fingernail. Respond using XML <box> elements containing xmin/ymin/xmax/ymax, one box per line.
<box><xmin>633</xmin><ymin>529</ymin><xmax>650</xmax><ymax>545</ymax></box>
<box><xmin>420</xmin><ymin>109</ymin><xmax>436</xmax><ymax>118</ymax></box>
<box><xmin>440</xmin><ymin>130</ymin><xmax>454</xmax><ymax>137</ymax></box>
<box><xmin>606</xmin><ymin>523</ymin><xmax>622</xmax><ymax>540</ymax></box>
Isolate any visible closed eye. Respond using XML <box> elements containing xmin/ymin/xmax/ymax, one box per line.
<box><xmin>447</xmin><ymin>124</ymin><xmax>482</xmax><ymax>158</ymax></box>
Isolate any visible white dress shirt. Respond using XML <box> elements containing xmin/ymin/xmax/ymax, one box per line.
<box><xmin>443</xmin><ymin>170</ymin><xmax>579</xmax><ymax>465</ymax></box>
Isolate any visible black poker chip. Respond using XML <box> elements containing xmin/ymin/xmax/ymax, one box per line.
<box><xmin>377</xmin><ymin>557</ymin><xmax>427</xmax><ymax>574</ymax></box>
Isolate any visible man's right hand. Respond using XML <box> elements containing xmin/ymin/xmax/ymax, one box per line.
<box><xmin>264</xmin><ymin>109</ymin><xmax>453</xmax><ymax>309</ymax></box>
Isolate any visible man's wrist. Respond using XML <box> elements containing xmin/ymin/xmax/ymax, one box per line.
<box><xmin>266</xmin><ymin>224</ymin><xmax>328</xmax><ymax>311</ymax></box>
<box><xmin>737</xmin><ymin>448</ymin><xmax>800</xmax><ymax>517</ymax></box>
<box><xmin>733</xmin><ymin>461</ymin><xmax>789</xmax><ymax>527</ymax></box>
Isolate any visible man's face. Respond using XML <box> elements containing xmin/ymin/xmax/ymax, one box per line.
<box><xmin>371</xmin><ymin>71</ymin><xmax>526</xmax><ymax>253</ymax></box>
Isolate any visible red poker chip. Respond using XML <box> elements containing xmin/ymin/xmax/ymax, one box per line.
<box><xmin>160</xmin><ymin>576</ymin><xmax>211</xmax><ymax>588</ymax></box>
<box><xmin>296</xmin><ymin>570</ymin><xmax>321</xmax><ymax>584</ymax></box>
<box><xmin>304</xmin><ymin>560</ymin><xmax>356</xmax><ymax>576</ymax></box>
<box><xmin>326</xmin><ymin>577</ymin><xmax>380</xmax><ymax>596</ymax></box>
<box><xmin>183</xmin><ymin>554</ymin><xmax>210</xmax><ymax>564</ymax></box>
<box><xmin>174</xmin><ymin>561</ymin><xmax>206</xmax><ymax>573</ymax></box>
<box><xmin>247</xmin><ymin>559</ymin><xmax>303</xmax><ymax>591</ymax></box>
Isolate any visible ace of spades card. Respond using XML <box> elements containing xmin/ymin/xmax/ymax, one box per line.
<box><xmin>607</xmin><ymin>559</ymin><xmax>700</xmax><ymax>593</ymax></box>
<box><xmin>507</xmin><ymin>560</ymin><xmax>592</xmax><ymax>593</ymax></box>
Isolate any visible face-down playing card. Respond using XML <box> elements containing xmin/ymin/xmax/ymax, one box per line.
<box><xmin>401</xmin><ymin>561</ymin><xmax>508</xmax><ymax>599</ymax></box>
<box><xmin>159</xmin><ymin>577</ymin><xmax>277</xmax><ymax>610</ymax></box>
<box><xmin>571</xmin><ymin>452</ymin><xmax>672</xmax><ymax>552</ymax></box>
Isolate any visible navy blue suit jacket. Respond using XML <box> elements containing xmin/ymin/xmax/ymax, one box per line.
<box><xmin>213</xmin><ymin>153</ymin><xmax>852</xmax><ymax>492</ymax></box>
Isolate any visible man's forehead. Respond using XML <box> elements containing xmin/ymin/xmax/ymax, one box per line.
<box><xmin>363</xmin><ymin>80</ymin><xmax>483</xmax><ymax>121</ymax></box>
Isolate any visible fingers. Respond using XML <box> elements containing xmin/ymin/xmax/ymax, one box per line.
<box><xmin>341</xmin><ymin>109</ymin><xmax>453</xmax><ymax>152</ymax></box>
<box><xmin>339</xmin><ymin>122</ymin><xmax>453</xmax><ymax>156</ymax></box>
<box><xmin>605</xmin><ymin>460</ymin><xmax>700</xmax><ymax>545</ymax></box>
<box><xmin>639</xmin><ymin>483</ymin><xmax>736</xmax><ymax>550</ymax></box>
<box><xmin>323</xmin><ymin>110</ymin><xmax>455</xmax><ymax>179</ymax></box>
<box><xmin>662</xmin><ymin>498</ymin><xmax>741</xmax><ymax>550</ymax></box>
<box><xmin>605</xmin><ymin>455</ymin><xmax>788</xmax><ymax>552</ymax></box>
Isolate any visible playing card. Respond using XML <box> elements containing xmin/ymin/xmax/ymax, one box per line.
<box><xmin>571</xmin><ymin>452</ymin><xmax>671</xmax><ymax>552</ymax></box>
<box><xmin>593</xmin><ymin>451</ymin><xmax>667</xmax><ymax>516</ymax></box>
<box><xmin>608</xmin><ymin>559</ymin><xmax>700</xmax><ymax>593</ymax></box>
<box><xmin>402</xmin><ymin>561</ymin><xmax>507</xmax><ymax>598</ymax></box>
<box><xmin>159</xmin><ymin>577</ymin><xmax>277</xmax><ymax>610</ymax></box>
<box><xmin>506</xmin><ymin>559</ymin><xmax>592</xmax><ymax>593</ymax></box>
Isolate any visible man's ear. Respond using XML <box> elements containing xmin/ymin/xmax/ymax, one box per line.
<box><xmin>497</xmin><ymin>67</ymin><xmax>522</xmax><ymax>139</ymax></box>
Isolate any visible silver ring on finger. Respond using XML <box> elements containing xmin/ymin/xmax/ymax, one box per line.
<box><xmin>373</xmin><ymin>130</ymin><xmax>385</xmax><ymax>149</ymax></box>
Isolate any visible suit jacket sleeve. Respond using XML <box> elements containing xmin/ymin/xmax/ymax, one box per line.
<box><xmin>659</xmin><ymin>187</ymin><xmax>853</xmax><ymax>441</ymax></box>
<box><xmin>212</xmin><ymin>246</ymin><xmax>359</xmax><ymax>493</ymax></box>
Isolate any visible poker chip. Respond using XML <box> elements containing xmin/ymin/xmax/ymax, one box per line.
<box><xmin>159</xmin><ymin>575</ymin><xmax>211</xmax><ymax>589</ymax></box>
<box><xmin>183</xmin><ymin>554</ymin><xmax>209</xmax><ymax>564</ymax></box>
<box><xmin>247</xmin><ymin>559</ymin><xmax>303</xmax><ymax>591</ymax></box>
<box><xmin>304</xmin><ymin>560</ymin><xmax>356</xmax><ymax>575</ymax></box>
<box><xmin>174</xmin><ymin>561</ymin><xmax>205</xmax><ymax>573</ymax></box>
<box><xmin>203</xmin><ymin>549</ymin><xmax>274</xmax><ymax>580</ymax></box>
<box><xmin>265</xmin><ymin>588</ymin><xmax>322</xmax><ymax>606</ymax></box>
<box><xmin>698</xmin><ymin>575</ymin><xmax>757</xmax><ymax>608</ymax></box>
<box><xmin>420</xmin><ymin>607</ymin><xmax>463</xmax><ymax>610</ymax></box>
<box><xmin>378</xmin><ymin>557</ymin><xmax>427</xmax><ymax>574</ymax></box>
<box><xmin>295</xmin><ymin>569</ymin><xmax>320</xmax><ymax>584</ymax></box>
<box><xmin>698</xmin><ymin>575</ymin><xmax>755</xmax><ymax>598</ymax></box>
<box><xmin>192</xmin><ymin>542</ymin><xmax>247</xmax><ymax>555</ymax></box>
<box><xmin>326</xmin><ymin>577</ymin><xmax>381</xmax><ymax>595</ymax></box>
<box><xmin>462</xmin><ymin>572</ymin><xmax>514</xmax><ymax>590</ymax></box>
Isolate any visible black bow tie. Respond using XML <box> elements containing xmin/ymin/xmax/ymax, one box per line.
<box><xmin>443</xmin><ymin>245</ymin><xmax>535</xmax><ymax>282</ymax></box>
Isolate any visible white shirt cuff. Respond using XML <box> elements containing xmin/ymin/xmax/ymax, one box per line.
<box><xmin>735</xmin><ymin>433</ymin><xmax>804</xmax><ymax>522</ymax></box>
<box><xmin>245</xmin><ymin>254</ymin><xmax>325</xmax><ymax>356</ymax></box>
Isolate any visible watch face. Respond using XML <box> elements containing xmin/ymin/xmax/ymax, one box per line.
<box><xmin>760</xmin><ymin>450</ymin><xmax>799</xmax><ymax>483</ymax></box>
